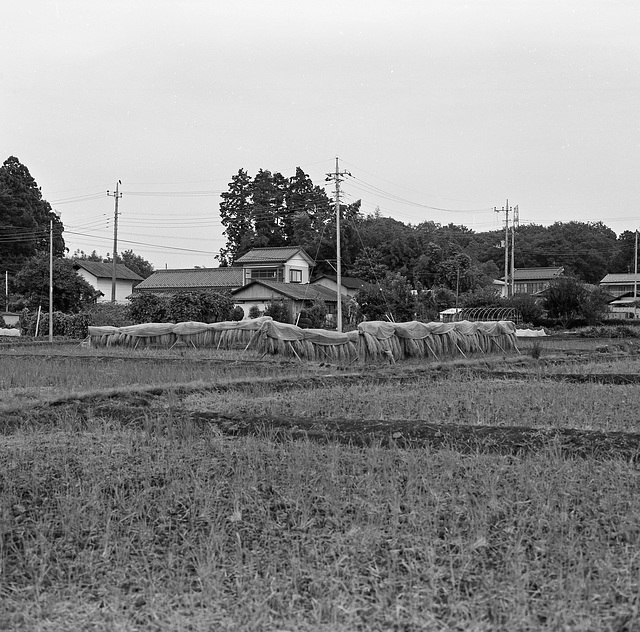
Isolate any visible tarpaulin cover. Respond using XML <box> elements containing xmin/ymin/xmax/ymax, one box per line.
<box><xmin>359</xmin><ymin>320</ymin><xmax>516</xmax><ymax>340</ymax></box>
<box><xmin>515</xmin><ymin>328</ymin><xmax>547</xmax><ymax>337</ymax></box>
<box><xmin>89</xmin><ymin>316</ymin><xmax>274</xmax><ymax>338</ymax></box>
<box><xmin>0</xmin><ymin>328</ymin><xmax>20</xmax><ymax>337</ymax></box>
<box><xmin>260</xmin><ymin>320</ymin><xmax>358</xmax><ymax>345</ymax></box>
<box><xmin>358</xmin><ymin>321</ymin><xmax>396</xmax><ymax>340</ymax></box>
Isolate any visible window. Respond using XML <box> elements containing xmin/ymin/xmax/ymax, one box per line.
<box><xmin>249</xmin><ymin>268</ymin><xmax>283</xmax><ymax>282</ymax></box>
<box><xmin>289</xmin><ymin>269</ymin><xmax>302</xmax><ymax>283</ymax></box>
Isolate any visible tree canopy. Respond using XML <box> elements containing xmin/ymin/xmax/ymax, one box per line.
<box><xmin>12</xmin><ymin>253</ymin><xmax>99</xmax><ymax>313</ymax></box>
<box><xmin>0</xmin><ymin>156</ymin><xmax>65</xmax><ymax>275</ymax></box>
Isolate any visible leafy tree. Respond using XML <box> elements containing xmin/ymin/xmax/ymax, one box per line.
<box><xmin>11</xmin><ymin>254</ymin><xmax>99</xmax><ymax>313</ymax></box>
<box><xmin>349</xmin><ymin>247</ymin><xmax>390</xmax><ymax>283</ymax></box>
<box><xmin>218</xmin><ymin>169</ymin><xmax>255</xmax><ymax>265</ymax></box>
<box><xmin>580</xmin><ymin>286</ymin><xmax>611</xmax><ymax>326</ymax></box>
<box><xmin>0</xmin><ymin>156</ymin><xmax>65</xmax><ymax>275</ymax></box>
<box><xmin>217</xmin><ymin>166</ymin><xmax>342</xmax><ymax>271</ymax></box>
<box><xmin>610</xmin><ymin>230</ymin><xmax>637</xmax><ymax>273</ymax></box>
<box><xmin>128</xmin><ymin>293</ymin><xmax>169</xmax><ymax>323</ymax></box>
<box><xmin>507</xmin><ymin>293</ymin><xmax>544</xmax><ymax>325</ymax></box>
<box><xmin>354</xmin><ymin>272</ymin><xmax>417</xmax><ymax>322</ymax></box>
<box><xmin>116</xmin><ymin>250</ymin><xmax>154</xmax><ymax>280</ymax></box>
<box><xmin>264</xmin><ymin>299</ymin><xmax>292</xmax><ymax>323</ymax></box>
<box><xmin>460</xmin><ymin>285</ymin><xmax>504</xmax><ymax>308</ymax></box>
<box><xmin>167</xmin><ymin>291</ymin><xmax>234</xmax><ymax>323</ymax></box>
<box><xmin>543</xmin><ymin>277</ymin><xmax>585</xmax><ymax>327</ymax></box>
<box><xmin>415</xmin><ymin>286</ymin><xmax>456</xmax><ymax>322</ymax></box>
<box><xmin>231</xmin><ymin>306</ymin><xmax>245</xmax><ymax>321</ymax></box>
<box><xmin>296</xmin><ymin>299</ymin><xmax>328</xmax><ymax>329</ymax></box>
<box><xmin>72</xmin><ymin>249</ymin><xmax>103</xmax><ymax>262</ymax></box>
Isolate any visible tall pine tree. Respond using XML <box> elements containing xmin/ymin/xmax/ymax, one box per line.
<box><xmin>0</xmin><ymin>156</ymin><xmax>65</xmax><ymax>275</ymax></box>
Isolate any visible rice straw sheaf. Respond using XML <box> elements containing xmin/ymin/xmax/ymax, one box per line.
<box><xmin>88</xmin><ymin>318</ymin><xmax>518</xmax><ymax>362</ymax></box>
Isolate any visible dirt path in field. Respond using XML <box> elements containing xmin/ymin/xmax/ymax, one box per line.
<box><xmin>2</xmin><ymin>356</ymin><xmax>640</xmax><ymax>459</ymax></box>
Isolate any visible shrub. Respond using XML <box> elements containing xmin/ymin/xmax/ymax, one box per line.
<box><xmin>231</xmin><ymin>306</ymin><xmax>245</xmax><ymax>321</ymax></box>
<box><xmin>264</xmin><ymin>299</ymin><xmax>292</xmax><ymax>323</ymax></box>
<box><xmin>81</xmin><ymin>302</ymin><xmax>133</xmax><ymax>327</ymax></box>
<box><xmin>248</xmin><ymin>305</ymin><xmax>261</xmax><ymax>319</ymax></box>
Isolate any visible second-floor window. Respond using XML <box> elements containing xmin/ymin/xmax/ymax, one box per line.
<box><xmin>248</xmin><ymin>268</ymin><xmax>283</xmax><ymax>282</ymax></box>
<box><xmin>290</xmin><ymin>269</ymin><xmax>302</xmax><ymax>283</ymax></box>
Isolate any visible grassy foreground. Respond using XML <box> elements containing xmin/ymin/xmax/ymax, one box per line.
<box><xmin>1</xmin><ymin>348</ymin><xmax>640</xmax><ymax>630</ymax></box>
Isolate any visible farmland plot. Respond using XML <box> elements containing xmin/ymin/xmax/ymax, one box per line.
<box><xmin>1</xmin><ymin>347</ymin><xmax>640</xmax><ymax>631</ymax></box>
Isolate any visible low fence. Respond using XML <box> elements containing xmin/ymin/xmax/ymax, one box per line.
<box><xmin>88</xmin><ymin>317</ymin><xmax>518</xmax><ymax>363</ymax></box>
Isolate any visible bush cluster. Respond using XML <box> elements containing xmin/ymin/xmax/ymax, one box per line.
<box><xmin>18</xmin><ymin>291</ymin><xmax>237</xmax><ymax>339</ymax></box>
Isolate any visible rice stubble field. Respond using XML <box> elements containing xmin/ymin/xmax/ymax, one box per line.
<box><xmin>1</xmin><ymin>344</ymin><xmax>639</xmax><ymax>631</ymax></box>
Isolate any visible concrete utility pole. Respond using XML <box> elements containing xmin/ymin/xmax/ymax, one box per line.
<box><xmin>326</xmin><ymin>157</ymin><xmax>351</xmax><ymax>332</ymax></box>
<box><xmin>107</xmin><ymin>181</ymin><xmax>122</xmax><ymax>302</ymax></box>
<box><xmin>511</xmin><ymin>205</ymin><xmax>519</xmax><ymax>297</ymax></box>
<box><xmin>495</xmin><ymin>200</ymin><xmax>512</xmax><ymax>298</ymax></box>
<box><xmin>634</xmin><ymin>229</ymin><xmax>638</xmax><ymax>317</ymax></box>
<box><xmin>49</xmin><ymin>217</ymin><xmax>53</xmax><ymax>343</ymax></box>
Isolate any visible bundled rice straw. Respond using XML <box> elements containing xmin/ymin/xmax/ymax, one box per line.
<box><xmin>88</xmin><ymin>316</ymin><xmax>517</xmax><ymax>362</ymax></box>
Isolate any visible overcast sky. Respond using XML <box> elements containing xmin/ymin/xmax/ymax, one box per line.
<box><xmin>2</xmin><ymin>1</ymin><xmax>639</xmax><ymax>270</ymax></box>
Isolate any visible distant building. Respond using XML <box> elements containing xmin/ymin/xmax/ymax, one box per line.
<box><xmin>133</xmin><ymin>267</ymin><xmax>243</xmax><ymax>295</ymax></box>
<box><xmin>599</xmin><ymin>273</ymin><xmax>640</xmax><ymax>298</ymax></box>
<box><xmin>73</xmin><ymin>261</ymin><xmax>143</xmax><ymax>303</ymax></box>
<box><xmin>311</xmin><ymin>274</ymin><xmax>367</xmax><ymax>298</ymax></box>
<box><xmin>235</xmin><ymin>247</ymin><xmax>314</xmax><ymax>285</ymax></box>
<box><xmin>500</xmin><ymin>267</ymin><xmax>565</xmax><ymax>297</ymax></box>
<box><xmin>231</xmin><ymin>280</ymin><xmax>338</xmax><ymax>321</ymax></box>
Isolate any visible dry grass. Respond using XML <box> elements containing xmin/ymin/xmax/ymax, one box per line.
<box><xmin>2</xmin><ymin>348</ymin><xmax>640</xmax><ymax>630</ymax></box>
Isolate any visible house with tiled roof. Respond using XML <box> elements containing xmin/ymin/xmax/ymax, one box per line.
<box><xmin>599</xmin><ymin>273</ymin><xmax>640</xmax><ymax>320</ymax></box>
<box><xmin>133</xmin><ymin>267</ymin><xmax>243</xmax><ymax>295</ymax></box>
<box><xmin>311</xmin><ymin>274</ymin><xmax>367</xmax><ymax>298</ymax></box>
<box><xmin>599</xmin><ymin>273</ymin><xmax>640</xmax><ymax>298</ymax></box>
<box><xmin>235</xmin><ymin>247</ymin><xmax>314</xmax><ymax>286</ymax></box>
<box><xmin>231</xmin><ymin>279</ymin><xmax>337</xmax><ymax>321</ymax></box>
<box><xmin>500</xmin><ymin>267</ymin><xmax>565</xmax><ymax>297</ymax></box>
<box><xmin>73</xmin><ymin>260</ymin><xmax>143</xmax><ymax>303</ymax></box>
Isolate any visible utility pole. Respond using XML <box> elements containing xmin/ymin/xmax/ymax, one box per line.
<box><xmin>107</xmin><ymin>181</ymin><xmax>122</xmax><ymax>303</ymax></box>
<box><xmin>49</xmin><ymin>217</ymin><xmax>53</xmax><ymax>343</ymax></box>
<box><xmin>495</xmin><ymin>200</ymin><xmax>512</xmax><ymax>298</ymax></box>
<box><xmin>634</xmin><ymin>229</ymin><xmax>638</xmax><ymax>318</ymax></box>
<box><xmin>326</xmin><ymin>157</ymin><xmax>351</xmax><ymax>332</ymax></box>
<box><xmin>511</xmin><ymin>205</ymin><xmax>519</xmax><ymax>297</ymax></box>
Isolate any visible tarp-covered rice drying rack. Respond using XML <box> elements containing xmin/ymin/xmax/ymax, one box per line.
<box><xmin>88</xmin><ymin>316</ymin><xmax>518</xmax><ymax>362</ymax></box>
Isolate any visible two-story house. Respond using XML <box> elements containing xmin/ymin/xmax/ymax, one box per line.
<box><xmin>236</xmin><ymin>247</ymin><xmax>314</xmax><ymax>285</ymax></box>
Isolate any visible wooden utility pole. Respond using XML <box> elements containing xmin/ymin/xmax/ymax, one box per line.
<box><xmin>107</xmin><ymin>181</ymin><xmax>122</xmax><ymax>302</ymax></box>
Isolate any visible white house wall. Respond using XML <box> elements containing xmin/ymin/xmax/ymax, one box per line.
<box><xmin>76</xmin><ymin>269</ymin><xmax>134</xmax><ymax>303</ymax></box>
<box><xmin>283</xmin><ymin>253</ymin><xmax>311</xmax><ymax>283</ymax></box>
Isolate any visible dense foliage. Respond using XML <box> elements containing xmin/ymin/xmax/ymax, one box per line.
<box><xmin>11</xmin><ymin>254</ymin><xmax>100</xmax><ymax>313</ymax></box>
<box><xmin>0</xmin><ymin>157</ymin><xmax>65</xmax><ymax>276</ymax></box>
<box><xmin>128</xmin><ymin>291</ymin><xmax>234</xmax><ymax>324</ymax></box>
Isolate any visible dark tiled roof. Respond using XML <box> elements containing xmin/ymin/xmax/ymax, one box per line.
<box><xmin>506</xmin><ymin>267</ymin><xmax>564</xmax><ymax>281</ymax></box>
<box><xmin>232</xmin><ymin>280</ymin><xmax>337</xmax><ymax>302</ymax></box>
<box><xmin>235</xmin><ymin>247</ymin><xmax>313</xmax><ymax>264</ymax></box>
<box><xmin>600</xmin><ymin>273</ymin><xmax>640</xmax><ymax>284</ymax></box>
<box><xmin>312</xmin><ymin>275</ymin><xmax>366</xmax><ymax>289</ymax></box>
<box><xmin>134</xmin><ymin>267</ymin><xmax>243</xmax><ymax>291</ymax></box>
<box><xmin>74</xmin><ymin>260</ymin><xmax>143</xmax><ymax>281</ymax></box>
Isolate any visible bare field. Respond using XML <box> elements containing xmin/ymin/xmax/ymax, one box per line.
<box><xmin>1</xmin><ymin>346</ymin><xmax>640</xmax><ymax>630</ymax></box>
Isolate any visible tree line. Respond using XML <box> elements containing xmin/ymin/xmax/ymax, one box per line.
<box><xmin>1</xmin><ymin>155</ymin><xmax>636</xmax><ymax>325</ymax></box>
<box><xmin>218</xmin><ymin>167</ymin><xmax>636</xmax><ymax>288</ymax></box>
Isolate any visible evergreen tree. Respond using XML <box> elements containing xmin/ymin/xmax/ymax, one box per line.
<box><xmin>0</xmin><ymin>156</ymin><xmax>65</xmax><ymax>275</ymax></box>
